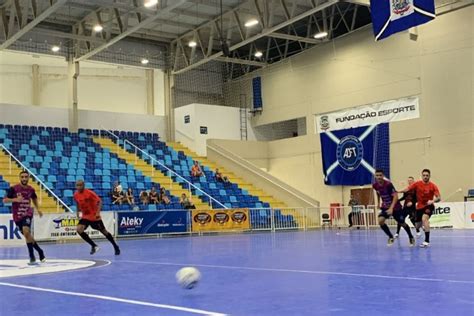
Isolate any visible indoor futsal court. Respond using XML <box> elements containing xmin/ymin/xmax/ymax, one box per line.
<box><xmin>0</xmin><ymin>0</ymin><xmax>473</xmax><ymax>315</ymax></box>
<box><xmin>1</xmin><ymin>230</ymin><xmax>474</xmax><ymax>315</ymax></box>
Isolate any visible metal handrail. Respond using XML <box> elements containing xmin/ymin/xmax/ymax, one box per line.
<box><xmin>99</xmin><ymin>129</ymin><xmax>227</xmax><ymax>209</ymax></box>
<box><xmin>207</xmin><ymin>142</ymin><xmax>319</xmax><ymax>207</ymax></box>
<box><xmin>0</xmin><ymin>144</ymin><xmax>73</xmax><ymax>213</ymax></box>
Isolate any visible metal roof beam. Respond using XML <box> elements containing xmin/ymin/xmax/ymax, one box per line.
<box><xmin>216</xmin><ymin>56</ymin><xmax>266</xmax><ymax>67</ymax></box>
<box><xmin>75</xmin><ymin>0</ymin><xmax>188</xmax><ymax>62</ymax></box>
<box><xmin>0</xmin><ymin>0</ymin><xmax>68</xmax><ymax>50</ymax></box>
<box><xmin>267</xmin><ymin>32</ymin><xmax>320</xmax><ymax>44</ymax></box>
<box><xmin>172</xmin><ymin>0</ymin><xmax>338</xmax><ymax>74</ymax></box>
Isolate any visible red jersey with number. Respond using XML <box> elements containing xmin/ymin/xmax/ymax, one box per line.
<box><xmin>74</xmin><ymin>189</ymin><xmax>101</xmax><ymax>221</ymax></box>
<box><xmin>408</xmin><ymin>181</ymin><xmax>440</xmax><ymax>209</ymax></box>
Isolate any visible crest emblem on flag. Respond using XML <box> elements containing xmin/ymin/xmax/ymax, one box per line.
<box><xmin>391</xmin><ymin>0</ymin><xmax>412</xmax><ymax>16</ymax></box>
<box><xmin>370</xmin><ymin>0</ymin><xmax>436</xmax><ymax>41</ymax></box>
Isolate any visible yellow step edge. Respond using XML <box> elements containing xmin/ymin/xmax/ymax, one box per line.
<box><xmin>167</xmin><ymin>142</ymin><xmax>295</xmax><ymax>218</ymax></box>
<box><xmin>93</xmin><ymin>137</ymin><xmax>210</xmax><ymax>210</ymax></box>
<box><xmin>0</xmin><ymin>151</ymin><xmax>65</xmax><ymax>214</ymax></box>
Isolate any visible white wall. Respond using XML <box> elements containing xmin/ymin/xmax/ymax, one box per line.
<box><xmin>226</xmin><ymin>7</ymin><xmax>473</xmax><ymax>207</ymax></box>
<box><xmin>0</xmin><ymin>103</ymin><xmax>167</xmax><ymax>136</ymax></box>
<box><xmin>0</xmin><ymin>50</ymin><xmax>165</xmax><ymax>115</ymax></box>
<box><xmin>174</xmin><ymin>104</ymin><xmax>243</xmax><ymax>156</ymax></box>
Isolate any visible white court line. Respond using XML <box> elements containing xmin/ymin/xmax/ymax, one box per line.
<box><xmin>0</xmin><ymin>282</ymin><xmax>227</xmax><ymax>316</ymax></box>
<box><xmin>119</xmin><ymin>260</ymin><xmax>474</xmax><ymax>285</ymax></box>
<box><xmin>335</xmin><ymin>233</ymin><xmax>474</xmax><ymax>238</ymax></box>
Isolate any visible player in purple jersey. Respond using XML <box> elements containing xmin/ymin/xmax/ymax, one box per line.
<box><xmin>3</xmin><ymin>171</ymin><xmax>46</xmax><ymax>265</ymax></box>
<box><xmin>372</xmin><ymin>169</ymin><xmax>415</xmax><ymax>246</ymax></box>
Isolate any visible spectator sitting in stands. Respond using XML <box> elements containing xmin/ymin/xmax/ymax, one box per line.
<box><xmin>112</xmin><ymin>186</ymin><xmax>125</xmax><ymax>205</ymax></box>
<box><xmin>159</xmin><ymin>187</ymin><xmax>171</xmax><ymax>205</ymax></box>
<box><xmin>113</xmin><ymin>181</ymin><xmax>123</xmax><ymax>193</ymax></box>
<box><xmin>180</xmin><ymin>193</ymin><xmax>196</xmax><ymax>209</ymax></box>
<box><xmin>125</xmin><ymin>188</ymin><xmax>135</xmax><ymax>206</ymax></box>
<box><xmin>215</xmin><ymin>168</ymin><xmax>229</xmax><ymax>183</ymax></box>
<box><xmin>139</xmin><ymin>190</ymin><xmax>149</xmax><ymax>205</ymax></box>
<box><xmin>191</xmin><ymin>161</ymin><xmax>204</xmax><ymax>177</ymax></box>
<box><xmin>149</xmin><ymin>186</ymin><xmax>160</xmax><ymax>204</ymax></box>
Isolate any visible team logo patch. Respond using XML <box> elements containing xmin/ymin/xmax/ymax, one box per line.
<box><xmin>336</xmin><ymin>135</ymin><xmax>364</xmax><ymax>171</ymax></box>
<box><xmin>0</xmin><ymin>259</ymin><xmax>109</xmax><ymax>278</ymax></box>
<box><xmin>390</xmin><ymin>0</ymin><xmax>414</xmax><ymax>20</ymax></box>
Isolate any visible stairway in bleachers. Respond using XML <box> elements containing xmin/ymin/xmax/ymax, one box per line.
<box><xmin>167</xmin><ymin>142</ymin><xmax>305</xmax><ymax>227</ymax></box>
<box><xmin>0</xmin><ymin>149</ymin><xmax>64</xmax><ymax>213</ymax></box>
<box><xmin>92</xmin><ymin>136</ymin><xmax>210</xmax><ymax>210</ymax></box>
<box><xmin>0</xmin><ymin>125</ymin><xmax>183</xmax><ymax>212</ymax></box>
<box><xmin>167</xmin><ymin>142</ymin><xmax>286</xmax><ymax>208</ymax></box>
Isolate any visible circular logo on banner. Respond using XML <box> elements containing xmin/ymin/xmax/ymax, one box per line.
<box><xmin>336</xmin><ymin>136</ymin><xmax>363</xmax><ymax>171</ymax></box>
<box><xmin>213</xmin><ymin>212</ymin><xmax>230</xmax><ymax>225</ymax></box>
<box><xmin>193</xmin><ymin>213</ymin><xmax>211</xmax><ymax>225</ymax></box>
<box><xmin>231</xmin><ymin>211</ymin><xmax>247</xmax><ymax>224</ymax></box>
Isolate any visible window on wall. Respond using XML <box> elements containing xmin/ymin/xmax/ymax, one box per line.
<box><xmin>252</xmin><ymin>117</ymin><xmax>307</xmax><ymax>141</ymax></box>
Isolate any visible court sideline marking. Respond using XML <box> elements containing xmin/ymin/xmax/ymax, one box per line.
<box><xmin>0</xmin><ymin>282</ymin><xmax>227</xmax><ymax>316</ymax></box>
<box><xmin>119</xmin><ymin>260</ymin><xmax>474</xmax><ymax>285</ymax></box>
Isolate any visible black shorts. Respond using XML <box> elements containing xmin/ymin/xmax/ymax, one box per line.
<box><xmin>403</xmin><ymin>207</ymin><xmax>416</xmax><ymax>219</ymax></box>
<box><xmin>379</xmin><ymin>208</ymin><xmax>407</xmax><ymax>224</ymax></box>
<box><xmin>415</xmin><ymin>205</ymin><xmax>434</xmax><ymax>222</ymax></box>
<box><xmin>78</xmin><ymin>219</ymin><xmax>105</xmax><ymax>231</ymax></box>
<box><xmin>15</xmin><ymin>216</ymin><xmax>33</xmax><ymax>232</ymax></box>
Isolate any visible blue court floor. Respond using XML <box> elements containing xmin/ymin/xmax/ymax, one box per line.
<box><xmin>1</xmin><ymin>229</ymin><xmax>474</xmax><ymax>316</ymax></box>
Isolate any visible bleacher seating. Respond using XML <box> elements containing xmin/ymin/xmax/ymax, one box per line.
<box><xmin>0</xmin><ymin>125</ymin><xmax>182</xmax><ymax>211</ymax></box>
<box><xmin>0</xmin><ymin>124</ymin><xmax>295</xmax><ymax>227</ymax></box>
<box><xmin>0</xmin><ymin>175</ymin><xmax>11</xmax><ymax>214</ymax></box>
<box><xmin>105</xmin><ymin>130</ymin><xmax>271</xmax><ymax>209</ymax></box>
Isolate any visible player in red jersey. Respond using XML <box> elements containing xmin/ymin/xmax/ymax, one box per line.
<box><xmin>3</xmin><ymin>171</ymin><xmax>45</xmax><ymax>265</ymax></box>
<box><xmin>401</xmin><ymin>169</ymin><xmax>441</xmax><ymax>248</ymax></box>
<box><xmin>74</xmin><ymin>180</ymin><xmax>120</xmax><ymax>255</ymax></box>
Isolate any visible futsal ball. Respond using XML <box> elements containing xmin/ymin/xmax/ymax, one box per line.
<box><xmin>176</xmin><ymin>267</ymin><xmax>201</xmax><ymax>289</ymax></box>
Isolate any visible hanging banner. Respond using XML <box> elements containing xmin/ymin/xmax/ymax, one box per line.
<box><xmin>192</xmin><ymin>209</ymin><xmax>250</xmax><ymax>232</ymax></box>
<box><xmin>33</xmin><ymin>212</ymin><xmax>115</xmax><ymax>241</ymax></box>
<box><xmin>320</xmin><ymin>123</ymin><xmax>390</xmax><ymax>185</ymax></box>
<box><xmin>316</xmin><ymin>97</ymin><xmax>419</xmax><ymax>133</ymax></box>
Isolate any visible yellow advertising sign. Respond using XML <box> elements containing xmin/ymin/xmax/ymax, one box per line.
<box><xmin>192</xmin><ymin>209</ymin><xmax>250</xmax><ymax>232</ymax></box>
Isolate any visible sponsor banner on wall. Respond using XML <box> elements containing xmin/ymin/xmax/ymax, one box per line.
<box><xmin>0</xmin><ymin>214</ymin><xmax>24</xmax><ymax>246</ymax></box>
<box><xmin>192</xmin><ymin>209</ymin><xmax>250</xmax><ymax>232</ymax></box>
<box><xmin>34</xmin><ymin>212</ymin><xmax>115</xmax><ymax>241</ymax></box>
<box><xmin>315</xmin><ymin>97</ymin><xmax>419</xmax><ymax>133</ymax></box>
<box><xmin>117</xmin><ymin>211</ymin><xmax>188</xmax><ymax>236</ymax></box>
<box><xmin>464</xmin><ymin>202</ymin><xmax>474</xmax><ymax>229</ymax></box>
<box><xmin>429</xmin><ymin>203</ymin><xmax>465</xmax><ymax>229</ymax></box>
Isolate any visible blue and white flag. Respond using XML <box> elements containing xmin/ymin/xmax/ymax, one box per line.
<box><xmin>320</xmin><ymin>124</ymin><xmax>390</xmax><ymax>185</ymax></box>
<box><xmin>370</xmin><ymin>0</ymin><xmax>436</xmax><ymax>41</ymax></box>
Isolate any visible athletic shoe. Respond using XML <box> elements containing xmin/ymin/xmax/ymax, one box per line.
<box><xmin>90</xmin><ymin>246</ymin><xmax>100</xmax><ymax>255</ymax></box>
<box><xmin>387</xmin><ymin>238</ymin><xmax>395</xmax><ymax>246</ymax></box>
<box><xmin>114</xmin><ymin>247</ymin><xmax>121</xmax><ymax>256</ymax></box>
<box><xmin>416</xmin><ymin>232</ymin><xmax>422</xmax><ymax>238</ymax></box>
<box><xmin>409</xmin><ymin>238</ymin><xmax>416</xmax><ymax>247</ymax></box>
<box><xmin>39</xmin><ymin>251</ymin><xmax>46</xmax><ymax>262</ymax></box>
<box><xmin>394</xmin><ymin>233</ymin><xmax>399</xmax><ymax>239</ymax></box>
<box><xmin>419</xmin><ymin>241</ymin><xmax>430</xmax><ymax>248</ymax></box>
<box><xmin>28</xmin><ymin>259</ymin><xmax>38</xmax><ymax>266</ymax></box>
